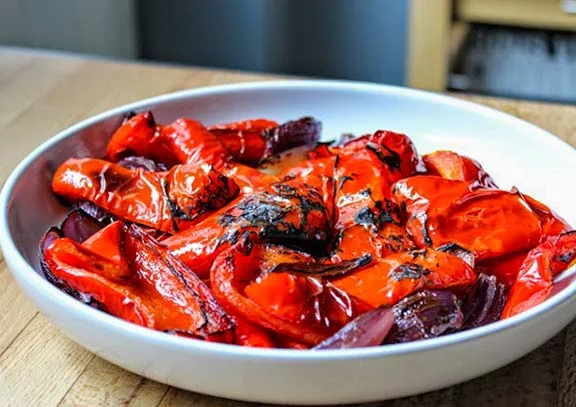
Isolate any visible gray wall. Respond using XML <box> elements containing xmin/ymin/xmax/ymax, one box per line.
<box><xmin>0</xmin><ymin>0</ymin><xmax>138</xmax><ymax>58</ymax></box>
<box><xmin>0</xmin><ymin>0</ymin><xmax>408</xmax><ymax>85</ymax></box>
<box><xmin>139</xmin><ymin>0</ymin><xmax>408</xmax><ymax>85</ymax></box>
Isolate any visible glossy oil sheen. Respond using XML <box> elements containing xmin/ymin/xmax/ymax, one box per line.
<box><xmin>1</xmin><ymin>81</ymin><xmax>576</xmax><ymax>405</ymax></box>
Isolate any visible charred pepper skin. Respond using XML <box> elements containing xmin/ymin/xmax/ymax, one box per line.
<box><xmin>164</xmin><ymin>178</ymin><xmax>332</xmax><ymax>278</ymax></box>
<box><xmin>502</xmin><ymin>231</ymin><xmax>576</xmax><ymax>319</ymax></box>
<box><xmin>52</xmin><ymin>158</ymin><xmax>239</xmax><ymax>233</ymax></box>
<box><xmin>210</xmin><ymin>244</ymin><xmax>371</xmax><ymax>346</ymax></box>
<box><xmin>43</xmin><ymin>223</ymin><xmax>233</xmax><ymax>336</ymax></box>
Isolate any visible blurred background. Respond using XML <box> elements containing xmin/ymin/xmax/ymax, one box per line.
<box><xmin>1</xmin><ymin>0</ymin><xmax>575</xmax><ymax>104</ymax></box>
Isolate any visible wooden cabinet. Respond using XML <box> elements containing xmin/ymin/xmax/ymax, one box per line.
<box><xmin>407</xmin><ymin>0</ymin><xmax>576</xmax><ymax>91</ymax></box>
<box><xmin>457</xmin><ymin>0</ymin><xmax>576</xmax><ymax>31</ymax></box>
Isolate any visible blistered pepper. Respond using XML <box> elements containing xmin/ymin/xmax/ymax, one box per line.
<box><xmin>52</xmin><ymin>158</ymin><xmax>238</xmax><ymax>233</ymax></box>
<box><xmin>165</xmin><ymin>177</ymin><xmax>332</xmax><ymax>278</ymax></box>
<box><xmin>333</xmin><ymin>248</ymin><xmax>477</xmax><ymax>307</ymax></box>
<box><xmin>44</xmin><ymin>222</ymin><xmax>233</xmax><ymax>336</ymax></box>
<box><xmin>502</xmin><ymin>231</ymin><xmax>576</xmax><ymax>318</ymax></box>
<box><xmin>393</xmin><ymin>175</ymin><xmax>546</xmax><ymax>260</ymax></box>
<box><xmin>211</xmin><ymin>244</ymin><xmax>332</xmax><ymax>345</ymax></box>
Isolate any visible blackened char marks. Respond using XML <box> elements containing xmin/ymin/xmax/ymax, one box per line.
<box><xmin>410</xmin><ymin>212</ymin><xmax>432</xmax><ymax>246</ymax></box>
<box><xmin>273</xmin><ymin>254</ymin><xmax>373</xmax><ymax>278</ymax></box>
<box><xmin>557</xmin><ymin>248</ymin><xmax>576</xmax><ymax>264</ymax></box>
<box><xmin>354</xmin><ymin>199</ymin><xmax>403</xmax><ymax>230</ymax></box>
<box><xmin>161</xmin><ymin>178</ymin><xmax>192</xmax><ymax>232</ymax></box>
<box><xmin>390</xmin><ymin>262</ymin><xmax>431</xmax><ymax>281</ymax></box>
<box><xmin>366</xmin><ymin>141</ymin><xmax>402</xmax><ymax>173</ymax></box>
<box><xmin>162</xmin><ymin>171</ymin><xmax>238</xmax><ymax>232</ymax></box>
<box><xmin>338</xmin><ymin>175</ymin><xmax>354</xmax><ymax>190</ymax></box>
<box><xmin>217</xmin><ymin>182</ymin><xmax>330</xmax><ymax>254</ymax></box>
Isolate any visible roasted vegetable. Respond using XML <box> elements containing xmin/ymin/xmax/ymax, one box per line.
<box><xmin>313</xmin><ymin>307</ymin><xmax>394</xmax><ymax>350</ymax></box>
<box><xmin>386</xmin><ymin>290</ymin><xmax>463</xmax><ymax>343</ymax></box>
<box><xmin>502</xmin><ymin>231</ymin><xmax>576</xmax><ymax>319</ymax></box>
<box><xmin>423</xmin><ymin>150</ymin><xmax>498</xmax><ymax>188</ymax></box>
<box><xmin>42</xmin><ymin>113</ymin><xmax>574</xmax><ymax>349</ymax></box>
<box><xmin>393</xmin><ymin>176</ymin><xmax>546</xmax><ymax>260</ymax></box>
<box><xmin>333</xmin><ymin>248</ymin><xmax>477</xmax><ymax>307</ymax></box>
<box><xmin>165</xmin><ymin>177</ymin><xmax>332</xmax><ymax>277</ymax></box>
<box><xmin>52</xmin><ymin>159</ymin><xmax>239</xmax><ymax>233</ymax></box>
<box><xmin>43</xmin><ymin>222</ymin><xmax>233</xmax><ymax>336</ymax></box>
<box><xmin>461</xmin><ymin>274</ymin><xmax>507</xmax><ymax>329</ymax></box>
<box><xmin>210</xmin><ymin>117</ymin><xmax>321</xmax><ymax>166</ymax></box>
<box><xmin>211</xmin><ymin>244</ymin><xmax>370</xmax><ymax>345</ymax></box>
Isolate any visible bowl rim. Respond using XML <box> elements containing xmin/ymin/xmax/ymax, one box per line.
<box><xmin>1</xmin><ymin>78</ymin><xmax>575</xmax><ymax>361</ymax></box>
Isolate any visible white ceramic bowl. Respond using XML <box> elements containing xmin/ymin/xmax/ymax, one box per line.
<box><xmin>1</xmin><ymin>81</ymin><xmax>575</xmax><ymax>405</ymax></box>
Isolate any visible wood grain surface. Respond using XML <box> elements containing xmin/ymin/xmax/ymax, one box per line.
<box><xmin>0</xmin><ymin>46</ymin><xmax>575</xmax><ymax>407</ymax></box>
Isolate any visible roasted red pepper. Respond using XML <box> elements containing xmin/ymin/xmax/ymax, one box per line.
<box><xmin>232</xmin><ymin>315</ymin><xmax>276</xmax><ymax>348</ymax></box>
<box><xmin>393</xmin><ymin>175</ymin><xmax>545</xmax><ymax>260</ymax></box>
<box><xmin>502</xmin><ymin>231</ymin><xmax>576</xmax><ymax>319</ymax></box>
<box><xmin>164</xmin><ymin>177</ymin><xmax>332</xmax><ymax>277</ymax></box>
<box><xmin>333</xmin><ymin>248</ymin><xmax>477</xmax><ymax>307</ymax></box>
<box><xmin>211</xmin><ymin>245</ymin><xmax>332</xmax><ymax>345</ymax></box>
<box><xmin>476</xmin><ymin>250</ymin><xmax>529</xmax><ymax>287</ymax></box>
<box><xmin>279</xmin><ymin>155</ymin><xmax>337</xmax><ymax>223</ymax></box>
<box><xmin>333</xmin><ymin>154</ymin><xmax>414</xmax><ymax>261</ymax></box>
<box><xmin>44</xmin><ymin>222</ymin><xmax>233</xmax><ymax>336</ymax></box>
<box><xmin>107</xmin><ymin>113</ymin><xmax>320</xmax><ymax>169</ymax></box>
<box><xmin>107</xmin><ymin>113</ymin><xmax>228</xmax><ymax>167</ymax></box>
<box><xmin>208</xmin><ymin>119</ymin><xmax>279</xmax><ymax>165</ymax></box>
<box><xmin>52</xmin><ymin>158</ymin><xmax>238</xmax><ymax>233</ymax></box>
<box><xmin>518</xmin><ymin>190</ymin><xmax>572</xmax><ymax>239</ymax></box>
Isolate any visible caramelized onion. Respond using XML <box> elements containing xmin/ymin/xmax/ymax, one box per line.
<box><xmin>461</xmin><ymin>273</ymin><xmax>507</xmax><ymax>329</ymax></box>
<box><xmin>386</xmin><ymin>290</ymin><xmax>463</xmax><ymax>344</ymax></box>
<box><xmin>313</xmin><ymin>306</ymin><xmax>394</xmax><ymax>350</ymax></box>
<box><xmin>60</xmin><ymin>209</ymin><xmax>104</xmax><ymax>243</ymax></box>
<box><xmin>117</xmin><ymin>155</ymin><xmax>168</xmax><ymax>172</ymax></box>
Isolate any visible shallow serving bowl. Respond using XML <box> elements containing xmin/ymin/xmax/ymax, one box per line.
<box><xmin>1</xmin><ymin>81</ymin><xmax>576</xmax><ymax>405</ymax></box>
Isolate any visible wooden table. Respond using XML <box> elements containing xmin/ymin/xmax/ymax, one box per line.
<box><xmin>1</xmin><ymin>46</ymin><xmax>576</xmax><ymax>407</ymax></box>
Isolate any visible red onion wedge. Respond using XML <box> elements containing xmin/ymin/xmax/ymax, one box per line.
<box><xmin>76</xmin><ymin>201</ymin><xmax>114</xmax><ymax>225</ymax></box>
<box><xmin>261</xmin><ymin>117</ymin><xmax>321</xmax><ymax>163</ymax></box>
<box><xmin>386</xmin><ymin>290</ymin><xmax>463</xmax><ymax>344</ymax></box>
<box><xmin>461</xmin><ymin>273</ymin><xmax>507</xmax><ymax>329</ymax></box>
<box><xmin>313</xmin><ymin>306</ymin><xmax>394</xmax><ymax>350</ymax></box>
<box><xmin>117</xmin><ymin>155</ymin><xmax>169</xmax><ymax>172</ymax></box>
<box><xmin>60</xmin><ymin>208</ymin><xmax>105</xmax><ymax>243</ymax></box>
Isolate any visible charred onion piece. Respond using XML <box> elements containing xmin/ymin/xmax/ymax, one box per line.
<box><xmin>76</xmin><ymin>201</ymin><xmax>115</xmax><ymax>225</ymax></box>
<box><xmin>260</xmin><ymin>117</ymin><xmax>321</xmax><ymax>164</ymax></box>
<box><xmin>386</xmin><ymin>290</ymin><xmax>463</xmax><ymax>344</ymax></box>
<box><xmin>313</xmin><ymin>306</ymin><xmax>394</xmax><ymax>350</ymax></box>
<box><xmin>210</xmin><ymin>117</ymin><xmax>321</xmax><ymax>166</ymax></box>
<box><xmin>272</xmin><ymin>255</ymin><xmax>372</xmax><ymax>278</ymax></box>
<box><xmin>117</xmin><ymin>155</ymin><xmax>168</xmax><ymax>172</ymax></box>
<box><xmin>461</xmin><ymin>273</ymin><xmax>507</xmax><ymax>329</ymax></box>
<box><xmin>60</xmin><ymin>208</ymin><xmax>104</xmax><ymax>243</ymax></box>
